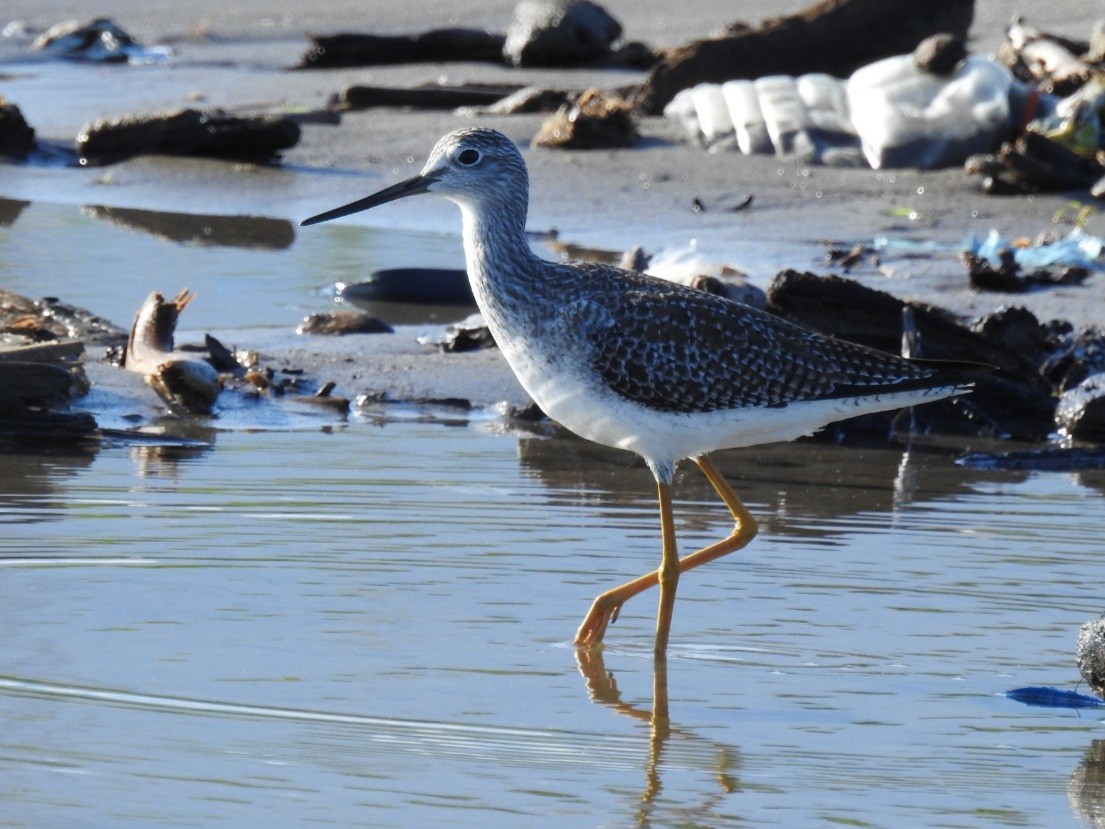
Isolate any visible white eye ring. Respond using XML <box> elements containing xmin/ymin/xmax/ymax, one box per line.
<box><xmin>457</xmin><ymin>148</ymin><xmax>481</xmax><ymax>166</ymax></box>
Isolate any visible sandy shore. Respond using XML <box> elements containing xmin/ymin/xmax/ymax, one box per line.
<box><xmin>1</xmin><ymin>0</ymin><xmax>1103</xmax><ymax>414</ymax></box>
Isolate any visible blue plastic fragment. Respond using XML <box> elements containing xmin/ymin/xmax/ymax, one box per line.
<box><xmin>967</xmin><ymin>229</ymin><xmax>1105</xmax><ymax>270</ymax></box>
<box><xmin>1006</xmin><ymin>686</ymin><xmax>1105</xmax><ymax>709</ymax></box>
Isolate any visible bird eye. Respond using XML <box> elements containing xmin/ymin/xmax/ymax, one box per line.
<box><xmin>457</xmin><ymin>148</ymin><xmax>481</xmax><ymax>166</ymax></box>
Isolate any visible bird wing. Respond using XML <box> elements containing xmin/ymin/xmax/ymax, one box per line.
<box><xmin>564</xmin><ymin>272</ymin><xmax>945</xmax><ymax>415</ymax></box>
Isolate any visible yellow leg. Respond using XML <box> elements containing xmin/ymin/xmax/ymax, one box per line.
<box><xmin>574</xmin><ymin>454</ymin><xmax>759</xmax><ymax>648</ymax></box>
<box><xmin>654</xmin><ymin>481</ymin><xmax>679</xmax><ymax>655</ymax></box>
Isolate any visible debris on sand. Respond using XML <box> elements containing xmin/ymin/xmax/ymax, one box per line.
<box><xmin>635</xmin><ymin>0</ymin><xmax>975</xmax><ymax>114</ymax></box>
<box><xmin>298</xmin><ymin>1</ymin><xmax>648</xmax><ymax>70</ymax></box>
<box><xmin>76</xmin><ymin>108</ymin><xmax>301</xmax><ymax>165</ymax></box>
<box><xmin>125</xmin><ymin>290</ymin><xmax>222</xmax><ymax>415</ymax></box>
<box><xmin>32</xmin><ymin>17</ymin><xmax>168</xmax><ymax>64</ymax></box>
<box><xmin>998</xmin><ymin>16</ymin><xmax>1097</xmax><ymax>96</ymax></box>
<box><xmin>532</xmin><ymin>89</ymin><xmax>637</xmax><ymax>149</ymax></box>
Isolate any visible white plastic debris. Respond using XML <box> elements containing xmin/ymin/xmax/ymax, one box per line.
<box><xmin>665</xmin><ymin>52</ymin><xmax>1017</xmax><ymax>169</ymax></box>
<box><xmin>846</xmin><ymin>55</ymin><xmax>1013</xmax><ymax>169</ymax></box>
<box><xmin>721</xmin><ymin>80</ymin><xmax>771</xmax><ymax>154</ymax></box>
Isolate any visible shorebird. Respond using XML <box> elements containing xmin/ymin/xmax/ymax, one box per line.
<box><xmin>302</xmin><ymin>128</ymin><xmax>971</xmax><ymax>655</ymax></box>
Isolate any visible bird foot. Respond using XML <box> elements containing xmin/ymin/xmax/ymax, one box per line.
<box><xmin>574</xmin><ymin>594</ymin><xmax>622</xmax><ymax>647</ymax></box>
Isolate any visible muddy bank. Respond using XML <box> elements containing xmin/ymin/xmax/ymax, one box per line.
<box><xmin>1</xmin><ymin>0</ymin><xmax>1103</xmax><ymax>441</ymax></box>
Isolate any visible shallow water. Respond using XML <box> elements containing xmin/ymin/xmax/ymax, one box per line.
<box><xmin>2</xmin><ymin>201</ymin><xmax>1105</xmax><ymax>828</ymax></box>
<box><xmin>3</xmin><ymin>425</ymin><xmax>1105</xmax><ymax>828</ymax></box>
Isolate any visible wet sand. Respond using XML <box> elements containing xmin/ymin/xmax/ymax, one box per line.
<box><xmin>1</xmin><ymin>0</ymin><xmax>1103</xmax><ymax>412</ymax></box>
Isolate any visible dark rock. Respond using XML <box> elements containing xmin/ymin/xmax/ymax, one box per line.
<box><xmin>635</xmin><ymin>0</ymin><xmax>975</xmax><ymax>114</ymax></box>
<box><xmin>532</xmin><ymin>89</ymin><xmax>637</xmax><ymax>149</ymax></box>
<box><xmin>0</xmin><ymin>360</ymin><xmax>85</xmax><ymax>413</ymax></box>
<box><xmin>296</xmin><ymin>311</ymin><xmax>394</xmax><ymax>336</ymax></box>
<box><xmin>439</xmin><ymin>321</ymin><xmax>497</xmax><ymax>353</ymax></box>
<box><xmin>913</xmin><ymin>33</ymin><xmax>968</xmax><ymax>76</ymax></box>
<box><xmin>76</xmin><ymin>109</ymin><xmax>300</xmax><ymax>165</ymax></box>
<box><xmin>0</xmin><ymin>97</ymin><xmax>36</xmax><ymax>157</ymax></box>
<box><xmin>337</xmin><ymin>268</ymin><xmax>474</xmax><ymax>305</ymax></box>
<box><xmin>340</xmin><ymin>83</ymin><xmax>522</xmax><ymax>111</ymax></box>
<box><xmin>1056</xmin><ymin>373</ymin><xmax>1105</xmax><ymax>440</ymax></box>
<box><xmin>503</xmin><ymin>0</ymin><xmax>622</xmax><ymax>67</ymax></box>
<box><xmin>962</xmin><ymin>250</ymin><xmax>1092</xmax><ymax>292</ymax></box>
<box><xmin>969</xmin><ymin>306</ymin><xmax>1058</xmax><ymax>368</ymax></box>
<box><xmin>299</xmin><ymin>29</ymin><xmax>506</xmax><ymax>69</ymax></box>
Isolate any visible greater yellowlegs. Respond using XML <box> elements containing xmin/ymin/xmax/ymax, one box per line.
<box><xmin>302</xmin><ymin>128</ymin><xmax>971</xmax><ymax>655</ymax></box>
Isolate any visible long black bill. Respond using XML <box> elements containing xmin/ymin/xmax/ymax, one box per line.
<box><xmin>300</xmin><ymin>172</ymin><xmax>437</xmax><ymax>227</ymax></box>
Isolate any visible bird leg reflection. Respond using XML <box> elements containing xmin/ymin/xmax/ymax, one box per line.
<box><xmin>574</xmin><ymin>455</ymin><xmax>759</xmax><ymax>650</ymax></box>
<box><xmin>576</xmin><ymin>648</ymin><xmax>740</xmax><ymax>825</ymax></box>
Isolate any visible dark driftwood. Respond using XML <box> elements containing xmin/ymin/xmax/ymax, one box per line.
<box><xmin>340</xmin><ymin>84</ymin><xmax>521</xmax><ymax>111</ymax></box>
<box><xmin>766</xmin><ymin>270</ymin><xmax>1058</xmax><ymax>440</ymax></box>
<box><xmin>77</xmin><ymin>109</ymin><xmax>300</xmax><ymax>165</ymax></box>
<box><xmin>299</xmin><ymin>29</ymin><xmax>506</xmax><ymax>69</ymax></box>
<box><xmin>633</xmin><ymin>0</ymin><xmax>975</xmax><ymax>114</ymax></box>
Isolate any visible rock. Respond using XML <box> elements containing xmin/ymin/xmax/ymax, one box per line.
<box><xmin>1077</xmin><ymin>618</ymin><xmax>1105</xmax><ymax>700</ymax></box>
<box><xmin>913</xmin><ymin>33</ymin><xmax>968</xmax><ymax>76</ymax></box>
<box><xmin>296</xmin><ymin>311</ymin><xmax>394</xmax><ymax>336</ymax></box>
<box><xmin>1056</xmin><ymin>373</ymin><xmax>1105</xmax><ymax>440</ymax></box>
<box><xmin>0</xmin><ymin>97</ymin><xmax>36</xmax><ymax>157</ymax></box>
<box><xmin>635</xmin><ymin>0</ymin><xmax>975</xmax><ymax>114</ymax></box>
<box><xmin>299</xmin><ymin>29</ymin><xmax>506</xmax><ymax>69</ymax></box>
<box><xmin>336</xmin><ymin>268</ymin><xmax>474</xmax><ymax>305</ymax></box>
<box><xmin>532</xmin><ymin>89</ymin><xmax>637</xmax><ymax>149</ymax></box>
<box><xmin>76</xmin><ymin>108</ymin><xmax>300</xmax><ymax>165</ymax></box>
<box><xmin>503</xmin><ymin>0</ymin><xmax>622</xmax><ymax>67</ymax></box>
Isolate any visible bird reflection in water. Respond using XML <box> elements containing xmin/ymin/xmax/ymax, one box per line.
<box><xmin>576</xmin><ymin>648</ymin><xmax>740</xmax><ymax>824</ymax></box>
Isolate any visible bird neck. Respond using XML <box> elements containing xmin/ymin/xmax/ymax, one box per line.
<box><xmin>459</xmin><ymin>196</ymin><xmax>537</xmax><ymax>296</ymax></box>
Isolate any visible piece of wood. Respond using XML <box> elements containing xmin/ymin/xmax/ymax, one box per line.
<box><xmin>299</xmin><ymin>29</ymin><xmax>506</xmax><ymax>69</ymax></box>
